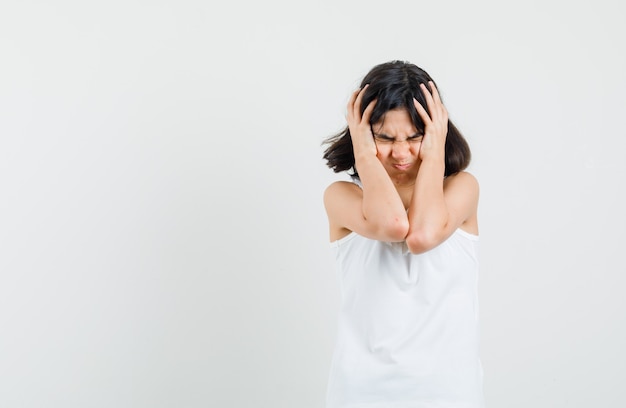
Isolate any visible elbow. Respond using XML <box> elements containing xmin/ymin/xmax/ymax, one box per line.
<box><xmin>377</xmin><ymin>217</ymin><xmax>410</xmax><ymax>242</ymax></box>
<box><xmin>405</xmin><ymin>229</ymin><xmax>441</xmax><ymax>254</ymax></box>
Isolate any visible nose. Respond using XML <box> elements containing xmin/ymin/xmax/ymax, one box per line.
<box><xmin>391</xmin><ymin>140</ymin><xmax>411</xmax><ymax>159</ymax></box>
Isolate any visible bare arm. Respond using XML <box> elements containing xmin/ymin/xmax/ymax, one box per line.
<box><xmin>406</xmin><ymin>82</ymin><xmax>479</xmax><ymax>253</ymax></box>
<box><xmin>324</xmin><ymin>86</ymin><xmax>409</xmax><ymax>242</ymax></box>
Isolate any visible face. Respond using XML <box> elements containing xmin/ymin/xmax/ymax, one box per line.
<box><xmin>371</xmin><ymin>108</ymin><xmax>423</xmax><ymax>181</ymax></box>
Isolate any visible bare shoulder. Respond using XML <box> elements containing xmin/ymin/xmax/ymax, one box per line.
<box><xmin>444</xmin><ymin>171</ymin><xmax>479</xmax><ymax>195</ymax></box>
<box><xmin>323</xmin><ymin>180</ymin><xmax>366</xmax><ymax>241</ymax></box>
<box><xmin>444</xmin><ymin>171</ymin><xmax>479</xmax><ymax>235</ymax></box>
<box><xmin>445</xmin><ymin>170</ymin><xmax>479</xmax><ymax>185</ymax></box>
<box><xmin>323</xmin><ymin>180</ymin><xmax>362</xmax><ymax>206</ymax></box>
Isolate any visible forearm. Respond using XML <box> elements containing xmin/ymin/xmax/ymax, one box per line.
<box><xmin>355</xmin><ymin>153</ymin><xmax>409</xmax><ymax>239</ymax></box>
<box><xmin>407</xmin><ymin>157</ymin><xmax>448</xmax><ymax>247</ymax></box>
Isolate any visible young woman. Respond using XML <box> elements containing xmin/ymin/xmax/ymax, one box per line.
<box><xmin>322</xmin><ymin>61</ymin><xmax>484</xmax><ymax>407</ymax></box>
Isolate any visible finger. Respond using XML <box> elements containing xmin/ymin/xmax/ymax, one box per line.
<box><xmin>421</xmin><ymin>83</ymin><xmax>441</xmax><ymax>123</ymax></box>
<box><xmin>353</xmin><ymin>84</ymin><xmax>369</xmax><ymax>119</ymax></box>
<box><xmin>361</xmin><ymin>98</ymin><xmax>377</xmax><ymax>126</ymax></box>
<box><xmin>437</xmin><ymin>103</ymin><xmax>448</xmax><ymax>124</ymax></box>
<box><xmin>414</xmin><ymin>97</ymin><xmax>432</xmax><ymax>124</ymax></box>
<box><xmin>420</xmin><ymin>82</ymin><xmax>435</xmax><ymax>112</ymax></box>
<box><xmin>421</xmin><ymin>82</ymin><xmax>445</xmax><ymax>122</ymax></box>
<box><xmin>428</xmin><ymin>81</ymin><xmax>446</xmax><ymax>118</ymax></box>
<box><xmin>429</xmin><ymin>81</ymin><xmax>442</xmax><ymax>102</ymax></box>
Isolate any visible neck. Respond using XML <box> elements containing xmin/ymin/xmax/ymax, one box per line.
<box><xmin>391</xmin><ymin>174</ymin><xmax>416</xmax><ymax>187</ymax></box>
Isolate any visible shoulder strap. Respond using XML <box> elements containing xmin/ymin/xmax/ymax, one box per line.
<box><xmin>350</xmin><ymin>176</ymin><xmax>362</xmax><ymax>189</ymax></box>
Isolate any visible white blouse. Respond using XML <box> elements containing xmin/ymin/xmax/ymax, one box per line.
<box><xmin>326</xmin><ymin>229</ymin><xmax>485</xmax><ymax>408</ymax></box>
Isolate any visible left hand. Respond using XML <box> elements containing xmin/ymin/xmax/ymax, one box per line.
<box><xmin>414</xmin><ymin>81</ymin><xmax>448</xmax><ymax>162</ymax></box>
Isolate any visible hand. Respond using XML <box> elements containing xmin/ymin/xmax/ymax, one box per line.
<box><xmin>414</xmin><ymin>81</ymin><xmax>448</xmax><ymax>162</ymax></box>
<box><xmin>347</xmin><ymin>84</ymin><xmax>377</xmax><ymax>157</ymax></box>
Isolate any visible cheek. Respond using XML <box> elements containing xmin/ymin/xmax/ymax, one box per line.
<box><xmin>410</xmin><ymin>142</ymin><xmax>422</xmax><ymax>154</ymax></box>
<box><xmin>375</xmin><ymin>145</ymin><xmax>388</xmax><ymax>160</ymax></box>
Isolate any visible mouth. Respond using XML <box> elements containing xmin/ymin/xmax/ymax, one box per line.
<box><xmin>393</xmin><ymin>163</ymin><xmax>412</xmax><ymax>171</ymax></box>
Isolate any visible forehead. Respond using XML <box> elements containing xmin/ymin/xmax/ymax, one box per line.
<box><xmin>372</xmin><ymin>109</ymin><xmax>417</xmax><ymax>136</ymax></box>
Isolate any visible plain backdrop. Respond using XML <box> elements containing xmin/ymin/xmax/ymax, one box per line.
<box><xmin>1</xmin><ymin>1</ymin><xmax>625</xmax><ymax>407</ymax></box>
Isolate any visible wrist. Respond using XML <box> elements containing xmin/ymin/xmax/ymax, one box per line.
<box><xmin>417</xmin><ymin>156</ymin><xmax>445</xmax><ymax>174</ymax></box>
<box><xmin>354</xmin><ymin>150</ymin><xmax>378</xmax><ymax>164</ymax></box>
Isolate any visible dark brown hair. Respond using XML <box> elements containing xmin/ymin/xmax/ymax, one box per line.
<box><xmin>322</xmin><ymin>60</ymin><xmax>471</xmax><ymax>178</ymax></box>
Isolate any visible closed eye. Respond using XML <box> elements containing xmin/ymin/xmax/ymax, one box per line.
<box><xmin>373</xmin><ymin>133</ymin><xmax>423</xmax><ymax>144</ymax></box>
<box><xmin>373</xmin><ymin>134</ymin><xmax>395</xmax><ymax>143</ymax></box>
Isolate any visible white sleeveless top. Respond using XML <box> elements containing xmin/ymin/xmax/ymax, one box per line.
<box><xmin>326</xmin><ymin>229</ymin><xmax>485</xmax><ymax>408</ymax></box>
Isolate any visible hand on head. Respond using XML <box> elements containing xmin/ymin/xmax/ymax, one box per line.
<box><xmin>414</xmin><ymin>81</ymin><xmax>448</xmax><ymax>162</ymax></box>
<box><xmin>347</xmin><ymin>84</ymin><xmax>377</xmax><ymax>157</ymax></box>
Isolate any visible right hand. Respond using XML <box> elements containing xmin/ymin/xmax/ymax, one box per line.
<box><xmin>347</xmin><ymin>85</ymin><xmax>377</xmax><ymax>157</ymax></box>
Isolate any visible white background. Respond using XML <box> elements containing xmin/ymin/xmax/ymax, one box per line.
<box><xmin>1</xmin><ymin>1</ymin><xmax>625</xmax><ymax>407</ymax></box>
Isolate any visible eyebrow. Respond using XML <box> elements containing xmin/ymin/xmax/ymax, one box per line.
<box><xmin>372</xmin><ymin>132</ymin><xmax>423</xmax><ymax>140</ymax></box>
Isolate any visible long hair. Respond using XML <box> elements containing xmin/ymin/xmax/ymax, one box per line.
<box><xmin>322</xmin><ymin>60</ymin><xmax>471</xmax><ymax>178</ymax></box>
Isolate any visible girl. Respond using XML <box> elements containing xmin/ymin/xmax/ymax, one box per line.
<box><xmin>322</xmin><ymin>60</ymin><xmax>484</xmax><ymax>408</ymax></box>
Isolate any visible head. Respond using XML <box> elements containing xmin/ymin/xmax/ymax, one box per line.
<box><xmin>322</xmin><ymin>60</ymin><xmax>471</xmax><ymax>178</ymax></box>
